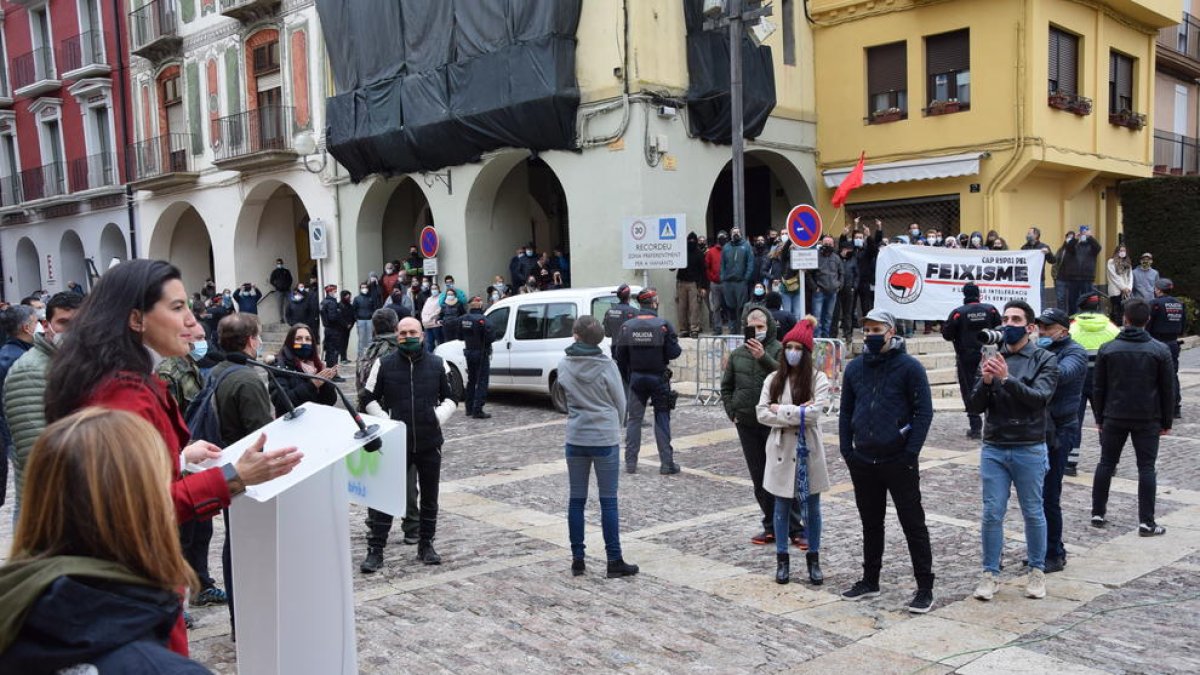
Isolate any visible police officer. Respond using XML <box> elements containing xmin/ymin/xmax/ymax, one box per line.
<box><xmin>617</xmin><ymin>288</ymin><xmax>683</xmax><ymax>475</ymax></box>
<box><xmin>603</xmin><ymin>284</ymin><xmax>639</xmax><ymax>384</ymax></box>
<box><xmin>1149</xmin><ymin>278</ymin><xmax>1187</xmax><ymax>418</ymax></box>
<box><xmin>941</xmin><ymin>282</ymin><xmax>1000</xmax><ymax>439</ymax></box>
<box><xmin>460</xmin><ymin>295</ymin><xmax>495</xmax><ymax>420</ymax></box>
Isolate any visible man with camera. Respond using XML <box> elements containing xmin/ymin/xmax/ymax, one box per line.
<box><xmin>967</xmin><ymin>301</ymin><xmax>1060</xmax><ymax>602</ymax></box>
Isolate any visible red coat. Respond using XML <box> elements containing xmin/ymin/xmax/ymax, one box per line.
<box><xmin>704</xmin><ymin>245</ymin><xmax>723</xmax><ymax>284</ymax></box>
<box><xmin>85</xmin><ymin>371</ymin><xmax>232</xmax><ymax>657</ymax></box>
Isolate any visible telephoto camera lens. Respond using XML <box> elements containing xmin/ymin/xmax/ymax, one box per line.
<box><xmin>977</xmin><ymin>329</ymin><xmax>1005</xmax><ymax>345</ymax></box>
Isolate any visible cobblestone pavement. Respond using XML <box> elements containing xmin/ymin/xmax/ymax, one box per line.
<box><xmin>2</xmin><ymin>349</ymin><xmax>1199</xmax><ymax>673</ymax></box>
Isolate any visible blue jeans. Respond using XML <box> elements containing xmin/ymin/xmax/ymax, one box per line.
<box><xmin>424</xmin><ymin>326</ymin><xmax>443</xmax><ymax>353</ymax></box>
<box><xmin>1044</xmin><ymin>424</ymin><xmax>1072</xmax><ymax>561</ymax></box>
<box><xmin>774</xmin><ymin>493</ymin><xmax>821</xmax><ymax>555</ymax></box>
<box><xmin>980</xmin><ymin>443</ymin><xmax>1048</xmax><ymax>573</ymax></box>
<box><xmin>812</xmin><ymin>290</ymin><xmax>837</xmax><ymax>338</ymax></box>
<box><xmin>779</xmin><ymin>287</ymin><xmax>803</xmax><ymax>316</ymax></box>
<box><xmin>356</xmin><ymin>319</ymin><xmax>373</xmax><ymax>358</ymax></box>
<box><xmin>566</xmin><ymin>444</ymin><xmax>622</xmax><ymax>561</ymax></box>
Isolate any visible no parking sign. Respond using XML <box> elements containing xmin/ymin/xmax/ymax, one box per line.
<box><xmin>786</xmin><ymin>204</ymin><xmax>823</xmax><ymax>248</ymax></box>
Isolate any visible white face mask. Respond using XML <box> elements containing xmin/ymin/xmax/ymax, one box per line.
<box><xmin>785</xmin><ymin>349</ymin><xmax>803</xmax><ymax>366</ymax></box>
<box><xmin>1118</xmin><ymin>251</ymin><xmax>1126</xmax><ymax>258</ymax></box>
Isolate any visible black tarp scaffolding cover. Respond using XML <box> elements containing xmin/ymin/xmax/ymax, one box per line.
<box><xmin>316</xmin><ymin>0</ymin><xmax>583</xmax><ymax>182</ymax></box>
<box><xmin>682</xmin><ymin>0</ymin><xmax>777</xmax><ymax>144</ymax></box>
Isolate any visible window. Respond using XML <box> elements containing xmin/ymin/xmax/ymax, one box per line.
<box><xmin>1109</xmin><ymin>51</ymin><xmax>1134</xmax><ymax>113</ymax></box>
<box><xmin>591</xmin><ymin>295</ymin><xmax>639</xmax><ymax>323</ymax></box>
<box><xmin>485</xmin><ymin>306</ymin><xmax>510</xmax><ymax>342</ymax></box>
<box><xmin>253</xmin><ymin>42</ymin><xmax>280</xmax><ymax>76</ymax></box>
<box><xmin>925</xmin><ymin>29</ymin><xmax>970</xmax><ymax>107</ymax></box>
<box><xmin>515</xmin><ymin>304</ymin><xmax>545</xmax><ymax>340</ymax></box>
<box><xmin>514</xmin><ymin>302</ymin><xmax>578</xmax><ymax>340</ymax></box>
<box><xmin>782</xmin><ymin>0</ymin><xmax>795</xmax><ymax>66</ymax></box>
<box><xmin>866</xmin><ymin>41</ymin><xmax>907</xmax><ymax>118</ymax></box>
<box><xmin>1048</xmin><ymin>27</ymin><xmax>1079</xmax><ymax>95</ymax></box>
<box><xmin>545</xmin><ymin>303</ymin><xmax>577</xmax><ymax>339</ymax></box>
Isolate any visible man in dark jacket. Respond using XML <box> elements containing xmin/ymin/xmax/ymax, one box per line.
<box><xmin>811</xmin><ymin>236</ymin><xmax>843</xmax><ymax>338</ymax></box>
<box><xmin>840</xmin><ymin>218</ymin><xmax>883</xmax><ymax>318</ymax></box>
<box><xmin>719</xmin><ymin>306</ymin><xmax>802</xmax><ymax>545</ymax></box>
<box><xmin>268</xmin><ymin>258</ymin><xmax>293</xmax><ymax>323</ymax></box>
<box><xmin>352</xmin><ymin>282</ymin><xmax>380</xmax><ymax>358</ymax></box>
<box><xmin>1033</xmin><ymin>308</ymin><xmax>1087</xmax><ymax>573</ymax></box>
<box><xmin>320</xmin><ymin>285</ymin><xmax>347</xmax><ymax>370</ymax></box>
<box><xmin>284</xmin><ymin>287</ymin><xmax>315</xmax><ymax>330</ymax></box>
<box><xmin>1020</xmin><ymin>227</ymin><xmax>1055</xmax><ymax>303</ymax></box>
<box><xmin>602</xmin><ymin>284</ymin><xmax>639</xmax><ymax>385</ymax></box>
<box><xmin>360</xmin><ymin>316</ymin><xmax>458</xmax><ymax>571</ymax></box>
<box><xmin>337</xmin><ymin>290</ymin><xmax>355</xmax><ymax>363</ymax></box>
<box><xmin>764</xmin><ymin>291</ymin><xmax>795</xmax><ymax>339</ymax></box>
<box><xmin>234</xmin><ymin>282</ymin><xmax>262</xmax><ymax>314</ymax></box>
<box><xmin>720</xmin><ymin>228</ymin><xmax>754</xmax><ymax>334</ymax></box>
<box><xmin>459</xmin><ymin>296</ymin><xmax>495</xmax><ymax>419</ymax></box>
<box><xmin>675</xmin><ymin>232</ymin><xmax>708</xmax><ymax>337</ymax></box>
<box><xmin>832</xmin><ymin>242</ymin><xmax>858</xmax><ymax>339</ymax></box>
<box><xmin>941</xmin><ymin>283</ymin><xmax>1001</xmax><ymax>439</ymax></box>
<box><xmin>838</xmin><ymin>309</ymin><xmax>935</xmax><ymax>613</ymax></box>
<box><xmin>617</xmin><ymin>288</ymin><xmax>683</xmax><ymax>475</ymax></box>
<box><xmin>1090</xmin><ymin>298</ymin><xmax>1174</xmax><ymax>537</ymax></box>
<box><xmin>1148</xmin><ymin>278</ymin><xmax>1186</xmax><ymax>418</ymax></box>
<box><xmin>967</xmin><ymin>300</ymin><xmax>1059</xmax><ymax>602</ymax></box>
<box><xmin>1055</xmin><ymin>227</ymin><xmax>1101</xmax><ymax>312</ymax></box>
<box><xmin>0</xmin><ymin>305</ymin><xmax>36</xmax><ymax>507</ymax></box>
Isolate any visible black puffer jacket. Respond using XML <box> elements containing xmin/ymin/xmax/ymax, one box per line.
<box><xmin>268</xmin><ymin>348</ymin><xmax>338</xmax><ymax>417</ymax></box>
<box><xmin>361</xmin><ymin>349</ymin><xmax>456</xmax><ymax>453</ymax></box>
<box><xmin>967</xmin><ymin>340</ymin><xmax>1059</xmax><ymax>446</ymax></box>
<box><xmin>1092</xmin><ymin>327</ymin><xmax>1174</xmax><ymax>430</ymax></box>
<box><xmin>838</xmin><ymin>337</ymin><xmax>933</xmax><ymax>463</ymax></box>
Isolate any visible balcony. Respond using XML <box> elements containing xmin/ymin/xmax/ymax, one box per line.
<box><xmin>12</xmin><ymin>47</ymin><xmax>60</xmax><ymax>98</ymax></box>
<box><xmin>1153</xmin><ymin>131</ymin><xmax>1200</xmax><ymax>175</ymax></box>
<box><xmin>62</xmin><ymin>30</ymin><xmax>110</xmax><ymax>80</ymax></box>
<box><xmin>127</xmin><ymin>133</ymin><xmax>199</xmax><ymax>191</ymax></box>
<box><xmin>69</xmin><ymin>152</ymin><xmax>119</xmax><ymax>192</ymax></box>
<box><xmin>213</xmin><ymin>106</ymin><xmax>297</xmax><ymax>171</ymax></box>
<box><xmin>1157</xmin><ymin>12</ymin><xmax>1200</xmax><ymax>79</ymax></box>
<box><xmin>19</xmin><ymin>162</ymin><xmax>67</xmax><ymax>203</ymax></box>
<box><xmin>130</xmin><ymin>0</ymin><xmax>182</xmax><ymax>63</ymax></box>
<box><xmin>219</xmin><ymin>0</ymin><xmax>281</xmax><ymax>23</ymax></box>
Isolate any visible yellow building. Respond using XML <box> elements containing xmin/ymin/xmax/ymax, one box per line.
<box><xmin>811</xmin><ymin>0</ymin><xmax>1179</xmax><ymax>285</ymax></box>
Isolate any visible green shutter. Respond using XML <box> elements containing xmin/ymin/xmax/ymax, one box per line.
<box><xmin>186</xmin><ymin>62</ymin><xmax>202</xmax><ymax>154</ymax></box>
<box><xmin>225</xmin><ymin>48</ymin><xmax>240</xmax><ymax>114</ymax></box>
<box><xmin>181</xmin><ymin>0</ymin><xmax>196</xmax><ymax>23</ymax></box>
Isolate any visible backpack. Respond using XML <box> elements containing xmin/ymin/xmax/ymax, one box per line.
<box><xmin>184</xmin><ymin>365</ymin><xmax>248</xmax><ymax>448</ymax></box>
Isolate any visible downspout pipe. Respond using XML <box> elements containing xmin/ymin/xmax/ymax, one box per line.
<box><xmin>112</xmin><ymin>0</ymin><xmax>137</xmax><ymax>259</ymax></box>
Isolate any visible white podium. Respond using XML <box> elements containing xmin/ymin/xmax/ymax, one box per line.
<box><xmin>200</xmin><ymin>402</ymin><xmax>400</xmax><ymax>675</ymax></box>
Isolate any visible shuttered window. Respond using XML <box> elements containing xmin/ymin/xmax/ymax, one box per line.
<box><xmin>1109</xmin><ymin>51</ymin><xmax>1134</xmax><ymax>113</ymax></box>
<box><xmin>926</xmin><ymin>29</ymin><xmax>970</xmax><ymax>106</ymax></box>
<box><xmin>867</xmin><ymin>41</ymin><xmax>907</xmax><ymax>115</ymax></box>
<box><xmin>1048</xmin><ymin>27</ymin><xmax>1078</xmax><ymax>95</ymax></box>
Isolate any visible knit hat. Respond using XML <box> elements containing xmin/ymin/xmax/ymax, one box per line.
<box><xmin>962</xmin><ymin>283</ymin><xmax>980</xmax><ymax>301</ymax></box>
<box><xmin>781</xmin><ymin>316</ymin><xmax>816</xmax><ymax>351</ymax></box>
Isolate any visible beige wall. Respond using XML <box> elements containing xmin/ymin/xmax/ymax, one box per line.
<box><xmin>1154</xmin><ymin>70</ymin><xmax>1199</xmax><ymax>135</ymax></box>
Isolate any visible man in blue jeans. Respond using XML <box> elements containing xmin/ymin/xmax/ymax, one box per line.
<box><xmin>968</xmin><ymin>300</ymin><xmax>1059</xmax><ymax>601</ymax></box>
<box><xmin>812</xmin><ymin>236</ymin><xmax>843</xmax><ymax>338</ymax></box>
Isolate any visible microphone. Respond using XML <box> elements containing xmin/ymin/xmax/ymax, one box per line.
<box><xmin>225</xmin><ymin>352</ymin><xmax>383</xmax><ymax>451</ymax></box>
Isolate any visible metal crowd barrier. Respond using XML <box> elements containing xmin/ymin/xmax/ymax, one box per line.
<box><xmin>692</xmin><ymin>335</ymin><xmax>847</xmax><ymax>414</ymax></box>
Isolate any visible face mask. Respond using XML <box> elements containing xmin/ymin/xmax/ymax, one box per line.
<box><xmin>298</xmin><ymin>286</ymin><xmax>306</xmax><ymax>293</ymax></box>
<box><xmin>36</xmin><ymin>308</ymin><xmax>47</xmax><ymax>321</ymax></box>
<box><xmin>1118</xmin><ymin>251</ymin><xmax>1126</xmax><ymax>258</ymax></box>
<box><xmin>1026</xmin><ymin>235</ymin><xmax>1036</xmax><ymax>243</ymax></box>
<box><xmin>360</xmin><ymin>287</ymin><xmax>369</xmax><ymax>295</ymax></box>
<box><xmin>1003</xmin><ymin>325</ymin><xmax>1028</xmax><ymax>345</ymax></box>
<box><xmin>1141</xmin><ymin>261</ymin><xmax>1151</xmax><ymax>269</ymax></box>
<box><xmin>293</xmin><ymin>344</ymin><xmax>314</xmax><ymax>359</ymax></box>
<box><xmin>525</xmin><ymin>250</ymin><xmax>534</xmax><ymax>257</ymax></box>
<box><xmin>1036</xmin><ymin>336</ymin><xmax>1053</xmax><ymax>348</ymax></box>
<box><xmin>864</xmin><ymin>334</ymin><xmax>886</xmax><ymax>354</ymax></box>
<box><xmin>753</xmin><ymin>287</ymin><xmax>765</xmax><ymax>297</ymax></box>
<box><xmin>783</xmin><ymin>349</ymin><xmax>803</xmax><ymax>366</ymax></box>
<box><xmin>399</xmin><ymin>336</ymin><xmax>423</xmax><ymax>353</ymax></box>
<box><xmin>51</xmin><ymin>330</ymin><xmax>65</xmax><ymax>346</ymax></box>
<box><xmin>754</xmin><ymin>330</ymin><xmax>767</xmax><ymax>342</ymax></box>
<box><xmin>932</xmin><ymin>237</ymin><xmax>942</xmax><ymax>245</ymax></box>
<box><xmin>254</xmin><ymin>337</ymin><xmax>263</xmax><ymax>359</ymax></box>
<box><xmin>491</xmin><ymin>292</ymin><xmax>500</xmax><ymax>301</ymax></box>
<box><xmin>910</xmin><ymin>230</ymin><xmax>920</xmax><ymax>238</ymax></box>
<box><xmin>294</xmin><ymin>293</ymin><xmax>304</xmax><ymax>302</ymax></box>
<box><xmin>422</xmin><ymin>283</ymin><xmax>430</xmax><ymax>291</ymax></box>
<box><xmin>971</xmin><ymin>237</ymin><xmax>981</xmax><ymax>245</ymax></box>
<box><xmin>276</xmin><ymin>264</ymin><xmax>283</xmax><ymax>269</ymax></box>
<box><xmin>731</xmin><ymin>234</ymin><xmax>742</xmax><ymax>244</ymax></box>
<box><xmin>224</xmin><ymin>292</ymin><xmax>232</xmax><ymax>298</ymax></box>
<box><xmin>854</xmin><ymin>238</ymin><xmax>864</xmax><ymax>248</ymax></box>
<box><xmin>446</xmin><ymin>283</ymin><xmax>454</xmax><ymax>290</ymax></box>
<box><xmin>385</xmin><ymin>266</ymin><xmax>394</xmax><ymax>274</ymax></box>
<box><xmin>821</xmin><ymin>245</ymin><xmax>832</xmax><ymax>254</ymax></box>
<box><xmin>189</xmin><ymin>341</ymin><xmax>208</xmax><ymax>360</ymax></box>
<box><xmin>1066</xmin><ymin>235</ymin><xmax>1076</xmax><ymax>243</ymax></box>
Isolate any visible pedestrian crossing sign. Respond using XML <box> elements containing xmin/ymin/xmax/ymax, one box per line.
<box><xmin>659</xmin><ymin>218</ymin><xmax>677</xmax><ymax>240</ymax></box>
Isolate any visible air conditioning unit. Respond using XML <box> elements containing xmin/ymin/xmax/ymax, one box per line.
<box><xmin>703</xmin><ymin>0</ymin><xmax>725</xmax><ymax>19</ymax></box>
<box><xmin>748</xmin><ymin>17</ymin><xmax>777</xmax><ymax>47</ymax></box>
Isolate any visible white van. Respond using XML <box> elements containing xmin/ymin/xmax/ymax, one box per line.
<box><xmin>434</xmin><ymin>286</ymin><xmax>639</xmax><ymax>412</ymax></box>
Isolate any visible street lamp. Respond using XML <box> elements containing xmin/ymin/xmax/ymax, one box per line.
<box><xmin>703</xmin><ymin>0</ymin><xmax>775</xmax><ymax>235</ymax></box>
<box><xmin>293</xmin><ymin>130</ymin><xmax>328</xmax><ymax>173</ymax></box>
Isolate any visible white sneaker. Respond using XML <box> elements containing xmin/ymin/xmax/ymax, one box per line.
<box><xmin>1026</xmin><ymin>568</ymin><xmax>1046</xmax><ymax>599</ymax></box>
<box><xmin>973</xmin><ymin>572</ymin><xmax>998</xmax><ymax>601</ymax></box>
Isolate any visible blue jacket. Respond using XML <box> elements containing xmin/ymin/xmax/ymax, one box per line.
<box><xmin>838</xmin><ymin>337</ymin><xmax>933</xmax><ymax>463</ymax></box>
<box><xmin>1043</xmin><ymin>336</ymin><xmax>1087</xmax><ymax>423</ymax></box>
<box><xmin>720</xmin><ymin>239</ymin><xmax>754</xmax><ymax>283</ymax></box>
<box><xmin>0</xmin><ymin>337</ymin><xmax>33</xmax><ymax>447</ymax></box>
<box><xmin>234</xmin><ymin>288</ymin><xmax>261</xmax><ymax>313</ymax></box>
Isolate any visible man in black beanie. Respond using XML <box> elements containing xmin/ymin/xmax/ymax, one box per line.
<box><xmin>941</xmin><ymin>283</ymin><xmax>1001</xmax><ymax>438</ymax></box>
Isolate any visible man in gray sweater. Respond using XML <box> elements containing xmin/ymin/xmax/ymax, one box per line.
<box><xmin>556</xmin><ymin>315</ymin><xmax>638</xmax><ymax>579</ymax></box>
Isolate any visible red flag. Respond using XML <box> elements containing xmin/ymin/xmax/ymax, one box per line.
<box><xmin>831</xmin><ymin>152</ymin><xmax>866</xmax><ymax>208</ymax></box>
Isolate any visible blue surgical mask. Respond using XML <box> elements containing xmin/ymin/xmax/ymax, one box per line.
<box><xmin>189</xmin><ymin>341</ymin><xmax>208</xmax><ymax>360</ymax></box>
<box><xmin>1003</xmin><ymin>325</ymin><xmax>1028</xmax><ymax>345</ymax></box>
<box><xmin>1036</xmin><ymin>336</ymin><xmax>1053</xmax><ymax>348</ymax></box>
<box><xmin>864</xmin><ymin>334</ymin><xmax>886</xmax><ymax>354</ymax></box>
<box><xmin>785</xmin><ymin>349</ymin><xmax>803</xmax><ymax>366</ymax></box>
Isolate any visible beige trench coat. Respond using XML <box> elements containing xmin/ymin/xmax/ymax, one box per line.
<box><xmin>755</xmin><ymin>370</ymin><xmax>831</xmax><ymax>499</ymax></box>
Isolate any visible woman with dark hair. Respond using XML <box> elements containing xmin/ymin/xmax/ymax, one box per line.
<box><xmin>0</xmin><ymin>408</ymin><xmax>211</xmax><ymax>673</ymax></box>
<box><xmin>268</xmin><ymin>324</ymin><xmax>338</xmax><ymax>417</ymax></box>
<box><xmin>757</xmin><ymin>316</ymin><xmax>831</xmax><ymax>586</ymax></box>
<box><xmin>42</xmin><ymin>259</ymin><xmax>302</xmax><ymax>656</ymax></box>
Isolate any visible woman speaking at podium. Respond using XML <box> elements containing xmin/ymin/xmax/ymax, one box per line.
<box><xmin>44</xmin><ymin>259</ymin><xmax>302</xmax><ymax>656</ymax></box>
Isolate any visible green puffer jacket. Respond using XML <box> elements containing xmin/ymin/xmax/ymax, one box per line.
<box><xmin>719</xmin><ymin>305</ymin><xmax>781</xmax><ymax>425</ymax></box>
<box><xmin>3</xmin><ymin>334</ymin><xmax>54</xmax><ymax>511</ymax></box>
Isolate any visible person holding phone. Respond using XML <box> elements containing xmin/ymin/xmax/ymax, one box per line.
<box><xmin>268</xmin><ymin>324</ymin><xmax>339</xmax><ymax>417</ymax></box>
<box><xmin>1056</xmin><ymin>225</ymin><xmax>1102</xmax><ymax>312</ymax></box>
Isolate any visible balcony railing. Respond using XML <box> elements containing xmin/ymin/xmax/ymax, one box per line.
<box><xmin>0</xmin><ymin>175</ymin><xmax>21</xmax><ymax>207</ymax></box>
<box><xmin>220</xmin><ymin>0</ymin><xmax>281</xmax><ymax>23</ymax></box>
<box><xmin>1154</xmin><ymin>131</ymin><xmax>1200</xmax><ymax>175</ymax></box>
<box><xmin>11</xmin><ymin>46</ymin><xmax>59</xmax><ymax>93</ymax></box>
<box><xmin>127</xmin><ymin>133</ymin><xmax>198</xmax><ymax>189</ymax></box>
<box><xmin>214</xmin><ymin>105</ymin><xmax>296</xmax><ymax>168</ymax></box>
<box><xmin>69</xmin><ymin>152</ymin><xmax>117</xmax><ymax>191</ymax></box>
<box><xmin>130</xmin><ymin>0</ymin><xmax>181</xmax><ymax>61</ymax></box>
<box><xmin>1159</xmin><ymin>12</ymin><xmax>1200</xmax><ymax>63</ymax></box>
<box><xmin>62</xmin><ymin>30</ymin><xmax>108</xmax><ymax>77</ymax></box>
<box><xmin>19</xmin><ymin>162</ymin><xmax>66</xmax><ymax>202</ymax></box>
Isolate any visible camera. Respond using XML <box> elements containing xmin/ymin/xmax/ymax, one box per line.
<box><xmin>977</xmin><ymin>329</ymin><xmax>1005</xmax><ymax>346</ymax></box>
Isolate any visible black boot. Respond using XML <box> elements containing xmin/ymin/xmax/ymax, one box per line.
<box><xmin>776</xmin><ymin>553</ymin><xmax>790</xmax><ymax>585</ymax></box>
<box><xmin>417</xmin><ymin>541</ymin><xmax>442</xmax><ymax>565</ymax></box>
<box><xmin>360</xmin><ymin>547</ymin><xmax>384</xmax><ymax>574</ymax></box>
<box><xmin>571</xmin><ymin>558</ymin><xmax>586</xmax><ymax>576</ymax></box>
<box><xmin>606</xmin><ymin>559</ymin><xmax>639</xmax><ymax>578</ymax></box>
<box><xmin>806</xmin><ymin>551</ymin><xmax>823</xmax><ymax>585</ymax></box>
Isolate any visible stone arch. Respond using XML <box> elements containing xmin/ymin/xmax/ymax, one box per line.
<box><xmin>98</xmin><ymin>222</ymin><xmax>127</xmax><ymax>267</ymax></box>
<box><xmin>355</xmin><ymin>176</ymin><xmax>436</xmax><ymax>284</ymax></box>
<box><xmin>148</xmin><ymin>201</ymin><xmax>214</xmax><ymax>292</ymax></box>
<box><xmin>705</xmin><ymin>149</ymin><xmax>815</xmax><ymax>239</ymax></box>
<box><xmin>232</xmin><ymin>178</ymin><xmax>315</xmax><ymax>288</ymax></box>
<box><xmin>58</xmin><ymin>230</ymin><xmax>87</xmax><ymax>295</ymax></box>
<box><xmin>15</xmin><ymin>237</ymin><xmax>41</xmax><ymax>299</ymax></box>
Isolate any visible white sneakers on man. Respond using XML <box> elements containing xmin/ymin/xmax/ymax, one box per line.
<box><xmin>1026</xmin><ymin>568</ymin><xmax>1046</xmax><ymax>599</ymax></box>
<box><xmin>973</xmin><ymin>572</ymin><xmax>998</xmax><ymax>601</ymax></box>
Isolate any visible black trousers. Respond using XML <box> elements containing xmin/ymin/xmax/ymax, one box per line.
<box><xmin>833</xmin><ymin>286</ymin><xmax>857</xmax><ymax>339</ymax></box>
<box><xmin>847</xmin><ymin>460</ymin><xmax>935</xmax><ymax>590</ymax></box>
<box><xmin>1044</xmin><ymin>422</ymin><xmax>1073</xmax><ymax>560</ymax></box>
<box><xmin>221</xmin><ymin>510</ymin><xmax>234</xmax><ymax>630</ymax></box>
<box><xmin>1164</xmin><ymin>338</ymin><xmax>1181</xmax><ymax>413</ymax></box>
<box><xmin>1092</xmin><ymin>419</ymin><xmax>1161</xmax><ymax>524</ymax></box>
<box><xmin>367</xmin><ymin>448</ymin><xmax>442</xmax><ymax>549</ymax></box>
<box><xmin>735</xmin><ymin>422</ymin><xmax>803</xmax><ymax>535</ymax></box>
<box><xmin>955</xmin><ymin>350</ymin><xmax>983</xmax><ymax>432</ymax></box>
<box><xmin>179</xmin><ymin>518</ymin><xmax>216</xmax><ymax>590</ymax></box>
<box><xmin>323</xmin><ymin>327</ymin><xmax>346</xmax><ymax>366</ymax></box>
